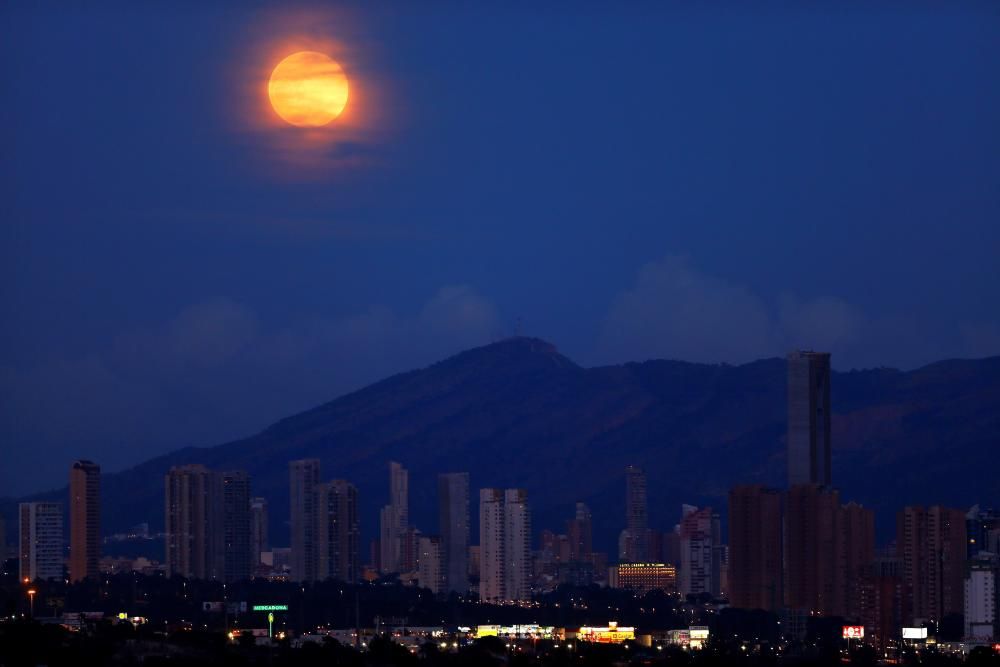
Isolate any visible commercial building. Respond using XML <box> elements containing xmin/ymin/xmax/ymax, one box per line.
<box><xmin>19</xmin><ymin>502</ymin><xmax>63</xmax><ymax>581</ymax></box>
<box><xmin>289</xmin><ymin>459</ymin><xmax>321</xmax><ymax>582</ymax></box>
<box><xmin>69</xmin><ymin>460</ymin><xmax>101</xmax><ymax>582</ymax></box>
<box><xmin>316</xmin><ymin>479</ymin><xmax>360</xmax><ymax>582</ymax></box>
<box><xmin>438</xmin><ymin>472</ymin><xmax>469</xmax><ymax>594</ymax></box>
<box><xmin>165</xmin><ymin>465</ymin><xmax>224</xmax><ymax>580</ymax></box>
<box><xmin>728</xmin><ymin>485</ymin><xmax>783</xmax><ymax>611</ymax></box>
<box><xmin>609</xmin><ymin>562</ymin><xmax>677</xmax><ymax>593</ymax></box>
<box><xmin>786</xmin><ymin>351</ymin><xmax>831</xmax><ymax>487</ymax></box>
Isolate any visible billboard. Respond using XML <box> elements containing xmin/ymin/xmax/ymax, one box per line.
<box><xmin>842</xmin><ymin>626</ymin><xmax>864</xmax><ymax>639</ymax></box>
<box><xmin>902</xmin><ymin>627</ymin><xmax>928</xmax><ymax>639</ymax></box>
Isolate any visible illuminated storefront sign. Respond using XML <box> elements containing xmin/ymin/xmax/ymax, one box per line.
<box><xmin>252</xmin><ymin>604</ymin><xmax>289</xmax><ymax>612</ymax></box>
<box><xmin>578</xmin><ymin>622</ymin><xmax>635</xmax><ymax>644</ymax></box>
<box><xmin>902</xmin><ymin>627</ymin><xmax>928</xmax><ymax>640</ymax></box>
<box><xmin>842</xmin><ymin>626</ymin><xmax>864</xmax><ymax>639</ymax></box>
<box><xmin>475</xmin><ymin>625</ymin><xmax>556</xmax><ymax>639</ymax></box>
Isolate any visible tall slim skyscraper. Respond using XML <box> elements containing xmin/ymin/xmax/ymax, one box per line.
<box><xmin>438</xmin><ymin>472</ymin><xmax>470</xmax><ymax>594</ymax></box>
<box><xmin>679</xmin><ymin>505</ymin><xmax>717</xmax><ymax>596</ymax></box>
<box><xmin>222</xmin><ymin>471</ymin><xmax>251</xmax><ymax>583</ymax></box>
<box><xmin>69</xmin><ymin>460</ymin><xmax>100</xmax><ymax>582</ymax></box>
<box><xmin>165</xmin><ymin>465</ymin><xmax>224</xmax><ymax>580</ymax></box>
<box><xmin>479</xmin><ymin>488</ymin><xmax>505</xmax><ymax>602</ymax></box>
<box><xmin>19</xmin><ymin>502</ymin><xmax>63</xmax><ymax>582</ymax></box>
<box><xmin>504</xmin><ymin>489</ymin><xmax>532</xmax><ymax>602</ymax></box>
<box><xmin>567</xmin><ymin>502</ymin><xmax>593</xmax><ymax>562</ymax></box>
<box><xmin>380</xmin><ymin>461</ymin><xmax>409</xmax><ymax>573</ymax></box>
<box><xmin>728</xmin><ymin>485</ymin><xmax>783</xmax><ymax>611</ymax></box>
<box><xmin>250</xmin><ymin>497</ymin><xmax>269</xmax><ymax>565</ymax></box>
<box><xmin>787</xmin><ymin>351</ymin><xmax>832</xmax><ymax>487</ymax></box>
<box><xmin>289</xmin><ymin>459</ymin><xmax>321</xmax><ymax>582</ymax></box>
<box><xmin>623</xmin><ymin>465</ymin><xmax>648</xmax><ymax>562</ymax></box>
<box><xmin>316</xmin><ymin>479</ymin><xmax>360</xmax><ymax>583</ymax></box>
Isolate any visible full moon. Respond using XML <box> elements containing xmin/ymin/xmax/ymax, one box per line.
<box><xmin>268</xmin><ymin>51</ymin><xmax>349</xmax><ymax>127</ymax></box>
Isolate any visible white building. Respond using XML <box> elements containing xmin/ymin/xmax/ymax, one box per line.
<box><xmin>964</xmin><ymin>557</ymin><xmax>998</xmax><ymax>641</ymax></box>
<box><xmin>504</xmin><ymin>489</ymin><xmax>532</xmax><ymax>601</ymax></box>
<box><xmin>479</xmin><ymin>488</ymin><xmax>532</xmax><ymax>602</ymax></box>
<box><xmin>479</xmin><ymin>489</ymin><xmax>505</xmax><ymax>601</ymax></box>
<box><xmin>19</xmin><ymin>502</ymin><xmax>64</xmax><ymax>581</ymax></box>
<box><xmin>418</xmin><ymin>535</ymin><xmax>444</xmax><ymax>594</ymax></box>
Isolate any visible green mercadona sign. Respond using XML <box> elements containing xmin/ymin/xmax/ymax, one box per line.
<box><xmin>252</xmin><ymin>604</ymin><xmax>288</xmax><ymax>612</ymax></box>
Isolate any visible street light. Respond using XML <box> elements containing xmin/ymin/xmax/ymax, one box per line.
<box><xmin>27</xmin><ymin>589</ymin><xmax>37</xmax><ymax>618</ymax></box>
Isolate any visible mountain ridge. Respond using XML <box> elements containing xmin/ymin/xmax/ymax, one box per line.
<box><xmin>6</xmin><ymin>337</ymin><xmax>1000</xmax><ymax>555</ymax></box>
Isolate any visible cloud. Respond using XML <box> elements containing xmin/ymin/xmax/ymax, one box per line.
<box><xmin>0</xmin><ymin>286</ymin><xmax>500</xmax><ymax>495</ymax></box>
<box><xmin>599</xmin><ymin>255</ymin><xmax>883</xmax><ymax>367</ymax></box>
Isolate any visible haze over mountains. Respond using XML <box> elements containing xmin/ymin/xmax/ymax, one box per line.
<box><xmin>7</xmin><ymin>337</ymin><xmax>1000</xmax><ymax>554</ymax></box>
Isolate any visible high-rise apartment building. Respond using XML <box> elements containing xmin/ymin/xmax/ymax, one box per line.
<box><xmin>858</xmin><ymin>554</ymin><xmax>912</xmax><ymax>651</ymax></box>
<box><xmin>250</xmin><ymin>497</ymin><xmax>269</xmax><ymax>565</ymax></box>
<box><xmin>69</xmin><ymin>460</ymin><xmax>100</xmax><ymax>582</ymax></box>
<box><xmin>479</xmin><ymin>488</ymin><xmax>532</xmax><ymax>602</ymax></box>
<box><xmin>837</xmin><ymin>501</ymin><xmax>875</xmax><ymax>618</ymax></box>
<box><xmin>897</xmin><ymin>505</ymin><xmax>967</xmax><ymax>622</ymax></box>
<box><xmin>678</xmin><ymin>505</ymin><xmax>717</xmax><ymax>596</ymax></box>
<box><xmin>289</xmin><ymin>459</ymin><xmax>321</xmax><ymax>582</ymax></box>
<box><xmin>222</xmin><ymin>471</ymin><xmax>251</xmax><ymax>582</ymax></box>
<box><xmin>787</xmin><ymin>351</ymin><xmax>831</xmax><ymax>487</ymax></box>
<box><xmin>623</xmin><ymin>465</ymin><xmax>648</xmax><ymax>562</ymax></box>
<box><xmin>316</xmin><ymin>479</ymin><xmax>360</xmax><ymax>583</ymax></box>
<box><xmin>784</xmin><ymin>484</ymin><xmax>840</xmax><ymax>614</ymax></box>
<box><xmin>379</xmin><ymin>461</ymin><xmax>409</xmax><ymax>573</ymax></box>
<box><xmin>504</xmin><ymin>489</ymin><xmax>532</xmax><ymax>601</ymax></box>
<box><xmin>438</xmin><ymin>472</ymin><xmax>469</xmax><ymax>594</ymax></box>
<box><xmin>964</xmin><ymin>555</ymin><xmax>998</xmax><ymax>641</ymax></box>
<box><xmin>19</xmin><ymin>502</ymin><xmax>63</xmax><ymax>582</ymax></box>
<box><xmin>728</xmin><ymin>485</ymin><xmax>783</xmax><ymax>611</ymax></box>
<box><xmin>418</xmin><ymin>535</ymin><xmax>445</xmax><ymax>595</ymax></box>
<box><xmin>165</xmin><ymin>465</ymin><xmax>224</xmax><ymax>580</ymax></box>
<box><xmin>479</xmin><ymin>488</ymin><xmax>505</xmax><ymax>601</ymax></box>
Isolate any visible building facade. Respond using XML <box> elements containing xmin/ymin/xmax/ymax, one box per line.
<box><xmin>623</xmin><ymin>466</ymin><xmax>648</xmax><ymax>562</ymax></box>
<box><xmin>165</xmin><ymin>465</ymin><xmax>224</xmax><ymax>580</ymax></box>
<box><xmin>897</xmin><ymin>505</ymin><xmax>967</xmax><ymax>623</ymax></box>
<box><xmin>438</xmin><ymin>472</ymin><xmax>470</xmax><ymax>594</ymax></box>
<box><xmin>69</xmin><ymin>459</ymin><xmax>101</xmax><ymax>582</ymax></box>
<box><xmin>222</xmin><ymin>471</ymin><xmax>251</xmax><ymax>582</ymax></box>
<box><xmin>19</xmin><ymin>502</ymin><xmax>63</xmax><ymax>582</ymax></box>
<box><xmin>316</xmin><ymin>479</ymin><xmax>360</xmax><ymax>582</ymax></box>
<box><xmin>250</xmin><ymin>497</ymin><xmax>269</xmax><ymax>566</ymax></box>
<box><xmin>679</xmin><ymin>505</ymin><xmax>718</xmax><ymax>597</ymax></box>
<box><xmin>728</xmin><ymin>485</ymin><xmax>784</xmax><ymax>611</ymax></box>
<box><xmin>787</xmin><ymin>351</ymin><xmax>832</xmax><ymax>487</ymax></box>
<box><xmin>289</xmin><ymin>459</ymin><xmax>321</xmax><ymax>582</ymax></box>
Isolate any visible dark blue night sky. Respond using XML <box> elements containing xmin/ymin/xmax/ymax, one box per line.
<box><xmin>2</xmin><ymin>2</ymin><xmax>998</xmax><ymax>495</ymax></box>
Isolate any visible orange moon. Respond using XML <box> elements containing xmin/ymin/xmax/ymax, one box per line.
<box><xmin>267</xmin><ymin>51</ymin><xmax>349</xmax><ymax>127</ymax></box>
